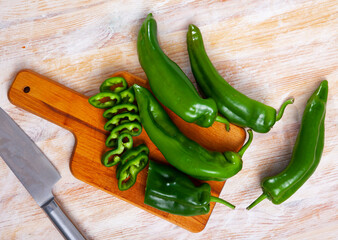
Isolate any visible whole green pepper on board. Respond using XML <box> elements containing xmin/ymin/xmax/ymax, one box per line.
<box><xmin>247</xmin><ymin>80</ymin><xmax>328</xmax><ymax>210</ymax></box>
<box><xmin>133</xmin><ymin>84</ymin><xmax>253</xmax><ymax>181</ymax></box>
<box><xmin>187</xmin><ymin>24</ymin><xmax>294</xmax><ymax>133</ymax></box>
<box><xmin>144</xmin><ymin>160</ymin><xmax>235</xmax><ymax>216</ymax></box>
<box><xmin>137</xmin><ymin>13</ymin><xmax>230</xmax><ymax>129</ymax></box>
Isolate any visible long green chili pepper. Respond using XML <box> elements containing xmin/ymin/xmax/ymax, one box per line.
<box><xmin>116</xmin><ymin>152</ymin><xmax>149</xmax><ymax>191</ymax></box>
<box><xmin>105</xmin><ymin>121</ymin><xmax>142</xmax><ymax>148</ymax></box>
<box><xmin>144</xmin><ymin>160</ymin><xmax>235</xmax><ymax>216</ymax></box>
<box><xmin>137</xmin><ymin>13</ymin><xmax>229</xmax><ymax>129</ymax></box>
<box><xmin>101</xmin><ymin>133</ymin><xmax>134</xmax><ymax>167</ymax></box>
<box><xmin>247</xmin><ymin>80</ymin><xmax>328</xmax><ymax>210</ymax></box>
<box><xmin>100</xmin><ymin>77</ymin><xmax>128</xmax><ymax>93</ymax></box>
<box><xmin>88</xmin><ymin>92</ymin><xmax>121</xmax><ymax>109</ymax></box>
<box><xmin>103</xmin><ymin>103</ymin><xmax>138</xmax><ymax>119</ymax></box>
<box><xmin>187</xmin><ymin>24</ymin><xmax>294</xmax><ymax>133</ymax></box>
<box><xmin>104</xmin><ymin>113</ymin><xmax>141</xmax><ymax>131</ymax></box>
<box><xmin>134</xmin><ymin>84</ymin><xmax>253</xmax><ymax>181</ymax></box>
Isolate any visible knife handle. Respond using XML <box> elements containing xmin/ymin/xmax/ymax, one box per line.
<box><xmin>42</xmin><ymin>198</ymin><xmax>86</xmax><ymax>240</ymax></box>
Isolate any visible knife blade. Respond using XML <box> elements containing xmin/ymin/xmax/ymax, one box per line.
<box><xmin>0</xmin><ymin>107</ymin><xmax>86</xmax><ymax>240</ymax></box>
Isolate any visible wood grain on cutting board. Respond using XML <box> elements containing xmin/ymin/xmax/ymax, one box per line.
<box><xmin>0</xmin><ymin>0</ymin><xmax>337</xmax><ymax>239</ymax></box>
<box><xmin>8</xmin><ymin>69</ymin><xmax>245</xmax><ymax>232</ymax></box>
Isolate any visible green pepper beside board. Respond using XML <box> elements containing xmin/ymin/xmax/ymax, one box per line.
<box><xmin>187</xmin><ymin>24</ymin><xmax>294</xmax><ymax>133</ymax></box>
<box><xmin>247</xmin><ymin>80</ymin><xmax>328</xmax><ymax>209</ymax></box>
<box><xmin>137</xmin><ymin>13</ymin><xmax>230</xmax><ymax>130</ymax></box>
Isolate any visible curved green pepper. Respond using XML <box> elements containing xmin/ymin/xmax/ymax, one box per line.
<box><xmin>100</xmin><ymin>77</ymin><xmax>128</xmax><ymax>93</ymax></box>
<box><xmin>133</xmin><ymin>84</ymin><xmax>253</xmax><ymax>181</ymax></box>
<box><xmin>104</xmin><ymin>113</ymin><xmax>141</xmax><ymax>131</ymax></box>
<box><xmin>137</xmin><ymin>13</ymin><xmax>229</xmax><ymax>129</ymax></box>
<box><xmin>103</xmin><ymin>103</ymin><xmax>138</xmax><ymax>119</ymax></box>
<box><xmin>145</xmin><ymin>161</ymin><xmax>235</xmax><ymax>216</ymax></box>
<box><xmin>88</xmin><ymin>92</ymin><xmax>121</xmax><ymax>109</ymax></box>
<box><xmin>106</xmin><ymin>122</ymin><xmax>142</xmax><ymax>148</ymax></box>
<box><xmin>187</xmin><ymin>24</ymin><xmax>294</xmax><ymax>133</ymax></box>
<box><xmin>247</xmin><ymin>80</ymin><xmax>328</xmax><ymax>209</ymax></box>
<box><xmin>116</xmin><ymin>152</ymin><xmax>149</xmax><ymax>191</ymax></box>
<box><xmin>101</xmin><ymin>133</ymin><xmax>134</xmax><ymax>167</ymax></box>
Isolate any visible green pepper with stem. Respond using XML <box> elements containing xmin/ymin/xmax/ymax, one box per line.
<box><xmin>247</xmin><ymin>80</ymin><xmax>328</xmax><ymax>210</ymax></box>
<box><xmin>187</xmin><ymin>24</ymin><xmax>294</xmax><ymax>133</ymax></box>
<box><xmin>133</xmin><ymin>84</ymin><xmax>253</xmax><ymax>181</ymax></box>
<box><xmin>137</xmin><ymin>13</ymin><xmax>229</xmax><ymax>129</ymax></box>
<box><xmin>145</xmin><ymin>160</ymin><xmax>235</xmax><ymax>216</ymax></box>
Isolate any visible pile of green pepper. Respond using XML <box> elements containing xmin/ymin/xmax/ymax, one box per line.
<box><xmin>135</xmin><ymin>13</ymin><xmax>328</xmax><ymax>216</ymax></box>
<box><xmin>88</xmin><ymin>13</ymin><xmax>329</xmax><ymax>218</ymax></box>
<box><xmin>89</xmin><ymin>77</ymin><xmax>149</xmax><ymax>191</ymax></box>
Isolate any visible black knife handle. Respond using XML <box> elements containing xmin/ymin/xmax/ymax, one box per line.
<box><xmin>42</xmin><ymin>198</ymin><xmax>86</xmax><ymax>240</ymax></box>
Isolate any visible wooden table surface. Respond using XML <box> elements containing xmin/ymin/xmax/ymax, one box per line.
<box><xmin>0</xmin><ymin>0</ymin><xmax>337</xmax><ymax>239</ymax></box>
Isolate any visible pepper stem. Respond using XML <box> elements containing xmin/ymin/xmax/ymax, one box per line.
<box><xmin>246</xmin><ymin>193</ymin><xmax>267</xmax><ymax>210</ymax></box>
<box><xmin>238</xmin><ymin>129</ymin><xmax>253</xmax><ymax>157</ymax></box>
<box><xmin>276</xmin><ymin>98</ymin><xmax>294</xmax><ymax>121</ymax></box>
<box><xmin>210</xmin><ymin>196</ymin><xmax>236</xmax><ymax>209</ymax></box>
<box><xmin>216</xmin><ymin>115</ymin><xmax>230</xmax><ymax>131</ymax></box>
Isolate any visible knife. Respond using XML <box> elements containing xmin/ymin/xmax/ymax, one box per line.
<box><xmin>0</xmin><ymin>107</ymin><xmax>86</xmax><ymax>240</ymax></box>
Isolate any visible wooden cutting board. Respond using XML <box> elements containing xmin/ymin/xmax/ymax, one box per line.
<box><xmin>8</xmin><ymin>69</ymin><xmax>246</xmax><ymax>233</ymax></box>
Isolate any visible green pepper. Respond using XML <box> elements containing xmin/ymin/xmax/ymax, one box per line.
<box><xmin>105</xmin><ymin>121</ymin><xmax>142</xmax><ymax>148</ymax></box>
<box><xmin>187</xmin><ymin>24</ymin><xmax>294</xmax><ymax>133</ymax></box>
<box><xmin>247</xmin><ymin>80</ymin><xmax>328</xmax><ymax>209</ymax></box>
<box><xmin>116</xmin><ymin>144</ymin><xmax>149</xmax><ymax>175</ymax></box>
<box><xmin>100</xmin><ymin>77</ymin><xmax>128</xmax><ymax>93</ymax></box>
<box><xmin>101</xmin><ymin>133</ymin><xmax>134</xmax><ymax>167</ymax></box>
<box><xmin>137</xmin><ymin>13</ymin><xmax>229</xmax><ymax>129</ymax></box>
<box><xmin>104</xmin><ymin>113</ymin><xmax>141</xmax><ymax>131</ymax></box>
<box><xmin>144</xmin><ymin>160</ymin><xmax>235</xmax><ymax>216</ymax></box>
<box><xmin>120</xmin><ymin>144</ymin><xmax>149</xmax><ymax>165</ymax></box>
<box><xmin>116</xmin><ymin>152</ymin><xmax>149</xmax><ymax>191</ymax></box>
<box><xmin>103</xmin><ymin>103</ymin><xmax>138</xmax><ymax>119</ymax></box>
<box><xmin>133</xmin><ymin>84</ymin><xmax>253</xmax><ymax>181</ymax></box>
<box><xmin>88</xmin><ymin>92</ymin><xmax>121</xmax><ymax>109</ymax></box>
<box><xmin>120</xmin><ymin>87</ymin><xmax>135</xmax><ymax>104</ymax></box>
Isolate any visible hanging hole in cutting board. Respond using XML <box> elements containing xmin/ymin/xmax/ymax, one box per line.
<box><xmin>23</xmin><ymin>86</ymin><xmax>30</xmax><ymax>93</ymax></box>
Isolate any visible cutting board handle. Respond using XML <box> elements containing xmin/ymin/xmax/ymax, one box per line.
<box><xmin>8</xmin><ymin>70</ymin><xmax>105</xmax><ymax>134</ymax></box>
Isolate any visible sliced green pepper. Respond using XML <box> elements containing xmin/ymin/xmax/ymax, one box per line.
<box><xmin>144</xmin><ymin>161</ymin><xmax>235</xmax><ymax>216</ymax></box>
<box><xmin>116</xmin><ymin>152</ymin><xmax>149</xmax><ymax>191</ymax></box>
<box><xmin>134</xmin><ymin>84</ymin><xmax>253</xmax><ymax>181</ymax></box>
<box><xmin>105</xmin><ymin>122</ymin><xmax>142</xmax><ymax>148</ymax></box>
<box><xmin>101</xmin><ymin>133</ymin><xmax>134</xmax><ymax>167</ymax></box>
<box><xmin>100</xmin><ymin>77</ymin><xmax>128</xmax><ymax>93</ymax></box>
<box><xmin>104</xmin><ymin>113</ymin><xmax>141</xmax><ymax>131</ymax></box>
<box><xmin>116</xmin><ymin>144</ymin><xmax>149</xmax><ymax>176</ymax></box>
<box><xmin>88</xmin><ymin>92</ymin><xmax>121</xmax><ymax>109</ymax></box>
<box><xmin>247</xmin><ymin>80</ymin><xmax>328</xmax><ymax>209</ymax></box>
<box><xmin>103</xmin><ymin>103</ymin><xmax>138</xmax><ymax>119</ymax></box>
<box><xmin>120</xmin><ymin>87</ymin><xmax>135</xmax><ymax>104</ymax></box>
